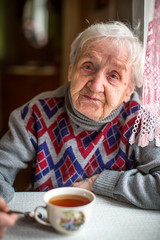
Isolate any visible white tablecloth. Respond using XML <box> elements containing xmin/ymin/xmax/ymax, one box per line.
<box><xmin>3</xmin><ymin>192</ymin><xmax>160</xmax><ymax>240</ymax></box>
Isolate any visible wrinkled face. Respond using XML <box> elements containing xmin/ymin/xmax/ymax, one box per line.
<box><xmin>68</xmin><ymin>38</ymin><xmax>134</xmax><ymax>121</ymax></box>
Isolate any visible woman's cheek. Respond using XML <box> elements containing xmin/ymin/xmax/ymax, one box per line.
<box><xmin>105</xmin><ymin>89</ymin><xmax>118</xmax><ymax>106</ymax></box>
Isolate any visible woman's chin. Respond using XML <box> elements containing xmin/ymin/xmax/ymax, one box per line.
<box><xmin>75</xmin><ymin>102</ymin><xmax>103</xmax><ymax>121</ymax></box>
<box><xmin>80</xmin><ymin>109</ymin><xmax>101</xmax><ymax>121</ymax></box>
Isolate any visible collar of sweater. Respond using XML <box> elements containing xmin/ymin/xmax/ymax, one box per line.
<box><xmin>65</xmin><ymin>85</ymin><xmax>123</xmax><ymax>131</ymax></box>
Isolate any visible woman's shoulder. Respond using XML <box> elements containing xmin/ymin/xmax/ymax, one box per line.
<box><xmin>14</xmin><ymin>84</ymin><xmax>68</xmax><ymax>121</ymax></box>
<box><xmin>31</xmin><ymin>83</ymin><xmax>68</xmax><ymax>101</ymax></box>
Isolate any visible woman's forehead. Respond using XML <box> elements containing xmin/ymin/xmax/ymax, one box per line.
<box><xmin>82</xmin><ymin>37</ymin><xmax>121</xmax><ymax>50</ymax></box>
<box><xmin>77</xmin><ymin>38</ymin><xmax>129</xmax><ymax>65</ymax></box>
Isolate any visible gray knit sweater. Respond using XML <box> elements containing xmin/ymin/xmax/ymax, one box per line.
<box><xmin>0</xmin><ymin>84</ymin><xmax>160</xmax><ymax>209</ymax></box>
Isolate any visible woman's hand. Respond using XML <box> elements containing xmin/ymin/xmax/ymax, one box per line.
<box><xmin>0</xmin><ymin>197</ymin><xmax>18</xmax><ymax>238</ymax></box>
<box><xmin>73</xmin><ymin>174</ymin><xmax>99</xmax><ymax>191</ymax></box>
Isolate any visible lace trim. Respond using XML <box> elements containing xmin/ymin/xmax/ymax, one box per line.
<box><xmin>129</xmin><ymin>0</ymin><xmax>160</xmax><ymax>147</ymax></box>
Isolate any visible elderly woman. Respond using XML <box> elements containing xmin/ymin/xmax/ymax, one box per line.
<box><xmin>0</xmin><ymin>21</ymin><xmax>160</xmax><ymax>209</ymax></box>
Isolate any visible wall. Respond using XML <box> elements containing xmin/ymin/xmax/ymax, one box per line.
<box><xmin>144</xmin><ymin>0</ymin><xmax>155</xmax><ymax>45</ymax></box>
<box><xmin>132</xmin><ymin>0</ymin><xmax>144</xmax><ymax>41</ymax></box>
<box><xmin>0</xmin><ymin>0</ymin><xmax>62</xmax><ymax>136</ymax></box>
<box><xmin>0</xmin><ymin>0</ymin><xmax>6</xmax><ymax>134</ymax></box>
<box><xmin>61</xmin><ymin>0</ymin><xmax>82</xmax><ymax>85</ymax></box>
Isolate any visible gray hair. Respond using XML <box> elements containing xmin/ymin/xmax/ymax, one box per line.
<box><xmin>70</xmin><ymin>21</ymin><xmax>144</xmax><ymax>88</ymax></box>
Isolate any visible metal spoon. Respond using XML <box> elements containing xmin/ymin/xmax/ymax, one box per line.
<box><xmin>8</xmin><ymin>210</ymin><xmax>42</xmax><ymax>221</ymax></box>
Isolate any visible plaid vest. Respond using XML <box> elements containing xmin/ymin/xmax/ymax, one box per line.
<box><xmin>21</xmin><ymin>96</ymin><xmax>140</xmax><ymax>191</ymax></box>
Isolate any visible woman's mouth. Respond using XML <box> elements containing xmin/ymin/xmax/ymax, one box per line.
<box><xmin>83</xmin><ymin>95</ymin><xmax>100</xmax><ymax>101</ymax></box>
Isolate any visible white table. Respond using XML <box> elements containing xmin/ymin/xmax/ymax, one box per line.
<box><xmin>3</xmin><ymin>192</ymin><xmax>160</xmax><ymax>240</ymax></box>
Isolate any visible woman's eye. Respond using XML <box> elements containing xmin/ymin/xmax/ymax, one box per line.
<box><xmin>84</xmin><ymin>64</ymin><xmax>93</xmax><ymax>70</ymax></box>
<box><xmin>107</xmin><ymin>72</ymin><xmax>121</xmax><ymax>86</ymax></box>
<box><xmin>110</xmin><ymin>73</ymin><xmax>118</xmax><ymax>79</ymax></box>
<box><xmin>80</xmin><ymin>62</ymin><xmax>95</xmax><ymax>75</ymax></box>
<box><xmin>85</xmin><ymin>65</ymin><xmax>91</xmax><ymax>69</ymax></box>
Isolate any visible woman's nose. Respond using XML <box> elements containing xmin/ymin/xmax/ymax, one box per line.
<box><xmin>87</xmin><ymin>72</ymin><xmax>105</xmax><ymax>92</ymax></box>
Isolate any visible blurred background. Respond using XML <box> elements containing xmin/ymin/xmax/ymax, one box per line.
<box><xmin>0</xmin><ymin>0</ymin><xmax>144</xmax><ymax>137</ymax></box>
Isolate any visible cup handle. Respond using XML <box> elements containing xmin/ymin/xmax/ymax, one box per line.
<box><xmin>34</xmin><ymin>206</ymin><xmax>51</xmax><ymax>226</ymax></box>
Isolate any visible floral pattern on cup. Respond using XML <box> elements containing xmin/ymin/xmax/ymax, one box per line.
<box><xmin>59</xmin><ymin>210</ymin><xmax>85</xmax><ymax>231</ymax></box>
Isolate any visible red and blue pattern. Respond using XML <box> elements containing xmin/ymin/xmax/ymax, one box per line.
<box><xmin>21</xmin><ymin>96</ymin><xmax>140</xmax><ymax>191</ymax></box>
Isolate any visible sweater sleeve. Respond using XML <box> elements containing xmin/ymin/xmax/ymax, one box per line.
<box><xmin>0</xmin><ymin>108</ymin><xmax>35</xmax><ymax>202</ymax></box>
<box><xmin>93</xmin><ymin>141</ymin><xmax>160</xmax><ymax>209</ymax></box>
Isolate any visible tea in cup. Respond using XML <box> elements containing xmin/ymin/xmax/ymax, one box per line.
<box><xmin>34</xmin><ymin>187</ymin><xmax>95</xmax><ymax>235</ymax></box>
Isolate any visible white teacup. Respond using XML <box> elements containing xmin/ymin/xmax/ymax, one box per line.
<box><xmin>34</xmin><ymin>187</ymin><xmax>95</xmax><ymax>235</ymax></box>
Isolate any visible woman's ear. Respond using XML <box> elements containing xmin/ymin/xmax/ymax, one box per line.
<box><xmin>68</xmin><ymin>64</ymin><xmax>72</xmax><ymax>82</ymax></box>
<box><xmin>124</xmin><ymin>84</ymin><xmax>135</xmax><ymax>103</ymax></box>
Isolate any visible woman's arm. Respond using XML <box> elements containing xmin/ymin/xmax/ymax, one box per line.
<box><xmin>73</xmin><ymin>141</ymin><xmax>160</xmax><ymax>209</ymax></box>
<box><xmin>93</xmin><ymin>141</ymin><xmax>160</xmax><ymax>209</ymax></box>
<box><xmin>0</xmin><ymin>108</ymin><xmax>35</xmax><ymax>202</ymax></box>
